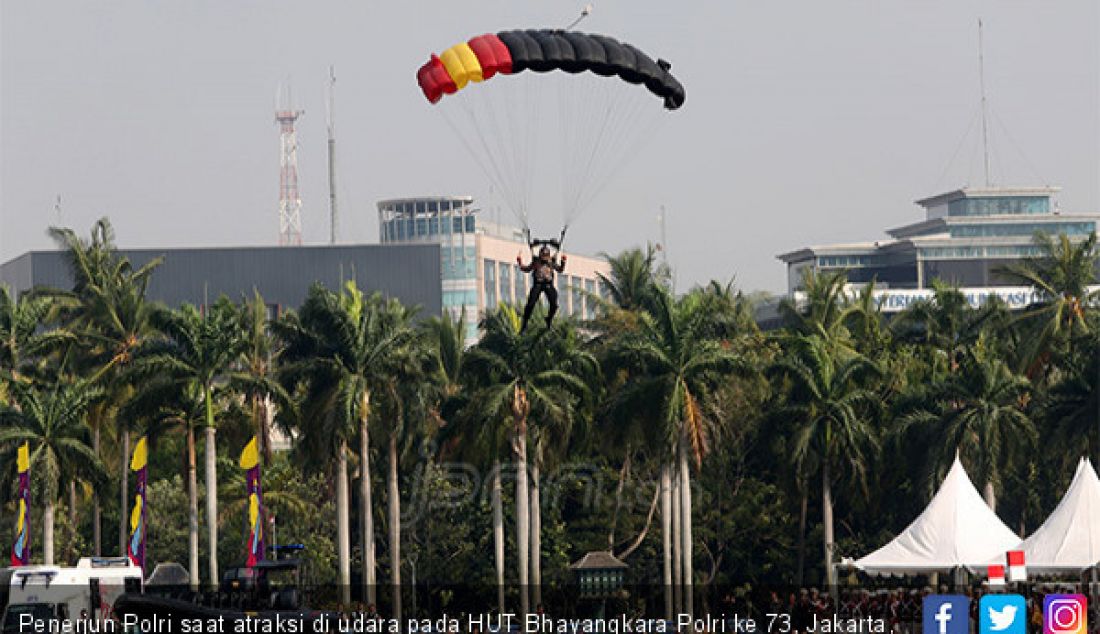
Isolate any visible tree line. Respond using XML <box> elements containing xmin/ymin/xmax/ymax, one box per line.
<box><xmin>2</xmin><ymin>220</ymin><xmax>1098</xmax><ymax>617</ymax></box>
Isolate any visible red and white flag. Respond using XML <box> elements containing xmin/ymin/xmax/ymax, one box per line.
<box><xmin>987</xmin><ymin>564</ymin><xmax>1006</xmax><ymax>587</ymax></box>
<box><xmin>1007</xmin><ymin>550</ymin><xmax>1026</xmax><ymax>582</ymax></box>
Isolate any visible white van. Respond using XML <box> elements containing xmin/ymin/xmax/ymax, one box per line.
<box><xmin>1</xmin><ymin>557</ymin><xmax>143</xmax><ymax>633</ymax></box>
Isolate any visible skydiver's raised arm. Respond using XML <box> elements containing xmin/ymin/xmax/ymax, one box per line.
<box><xmin>555</xmin><ymin>253</ymin><xmax>568</xmax><ymax>272</ymax></box>
<box><xmin>517</xmin><ymin>251</ymin><xmax>534</xmax><ymax>272</ymax></box>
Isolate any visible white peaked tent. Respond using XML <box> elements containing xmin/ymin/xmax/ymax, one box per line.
<box><xmin>999</xmin><ymin>458</ymin><xmax>1100</xmax><ymax>573</ymax></box>
<box><xmin>854</xmin><ymin>456</ymin><xmax>1020</xmax><ymax>574</ymax></box>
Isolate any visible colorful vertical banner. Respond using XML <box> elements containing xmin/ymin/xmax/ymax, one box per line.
<box><xmin>239</xmin><ymin>436</ymin><xmax>265</xmax><ymax>567</ymax></box>
<box><xmin>127</xmin><ymin>436</ymin><xmax>148</xmax><ymax>569</ymax></box>
<box><xmin>10</xmin><ymin>442</ymin><xmax>30</xmax><ymax>566</ymax></box>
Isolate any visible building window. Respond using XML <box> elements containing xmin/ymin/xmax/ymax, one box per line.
<box><xmin>949</xmin><ymin>222</ymin><xmax>1095</xmax><ymax>238</ymax></box>
<box><xmin>514</xmin><ymin>265</ymin><xmax>526</xmax><ymax>304</ymax></box>
<box><xmin>947</xmin><ymin>196</ymin><xmax>1049</xmax><ymax>217</ymax></box>
<box><xmin>483</xmin><ymin>259</ymin><xmax>497</xmax><ymax>309</ymax></box>
<box><xmin>441</xmin><ymin>247</ymin><xmax>476</xmax><ymax>280</ymax></box>
<box><xmin>585</xmin><ymin>279</ymin><xmax>596</xmax><ymax>318</ymax></box>
<box><xmin>817</xmin><ymin>255</ymin><xmax>869</xmax><ymax>268</ymax></box>
<box><xmin>571</xmin><ymin>276</ymin><xmax>583</xmax><ymax>317</ymax></box>
<box><xmin>443</xmin><ymin>290</ymin><xmax>477</xmax><ymax>307</ymax></box>
<box><xmin>557</xmin><ymin>274</ymin><xmax>569</xmax><ymax>315</ymax></box>
<box><xmin>499</xmin><ymin>263</ymin><xmax>512</xmax><ymax>305</ymax></box>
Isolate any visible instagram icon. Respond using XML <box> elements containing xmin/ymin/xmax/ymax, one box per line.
<box><xmin>1044</xmin><ymin>595</ymin><xmax>1087</xmax><ymax>634</ymax></box>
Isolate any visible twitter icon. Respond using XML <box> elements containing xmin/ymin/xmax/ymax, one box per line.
<box><xmin>981</xmin><ymin>594</ymin><xmax>1027</xmax><ymax>634</ymax></box>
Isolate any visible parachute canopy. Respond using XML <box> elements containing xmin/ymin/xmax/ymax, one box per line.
<box><xmin>417</xmin><ymin>30</ymin><xmax>685</xmax><ymax>111</ymax></box>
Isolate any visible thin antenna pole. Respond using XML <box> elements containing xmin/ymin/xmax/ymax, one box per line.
<box><xmin>658</xmin><ymin>204</ymin><xmax>668</xmax><ymax>267</ymax></box>
<box><xmin>327</xmin><ymin>66</ymin><xmax>338</xmax><ymax>245</ymax></box>
<box><xmin>659</xmin><ymin>204</ymin><xmax>675</xmax><ymax>292</ymax></box>
<box><xmin>978</xmin><ymin>19</ymin><xmax>991</xmax><ymax>187</ymax></box>
<box><xmin>564</xmin><ymin>4</ymin><xmax>593</xmax><ymax>31</ymax></box>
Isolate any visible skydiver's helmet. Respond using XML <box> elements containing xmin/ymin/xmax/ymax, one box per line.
<box><xmin>539</xmin><ymin>246</ymin><xmax>551</xmax><ymax>259</ymax></box>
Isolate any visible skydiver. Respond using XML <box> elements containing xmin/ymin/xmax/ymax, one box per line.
<box><xmin>517</xmin><ymin>243</ymin><xmax>567</xmax><ymax>333</ymax></box>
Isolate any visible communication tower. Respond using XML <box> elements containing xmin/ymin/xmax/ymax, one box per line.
<box><xmin>276</xmin><ymin>84</ymin><xmax>304</xmax><ymax>246</ymax></box>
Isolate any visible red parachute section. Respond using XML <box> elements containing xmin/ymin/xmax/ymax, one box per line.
<box><xmin>418</xmin><ymin>34</ymin><xmax>513</xmax><ymax>104</ymax></box>
<box><xmin>416</xmin><ymin>55</ymin><xmax>457</xmax><ymax>104</ymax></box>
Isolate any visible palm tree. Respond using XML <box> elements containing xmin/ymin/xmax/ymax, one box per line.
<box><xmin>896</xmin><ymin>344</ymin><xmax>1035</xmax><ymax>510</ymax></box>
<box><xmin>0</xmin><ymin>286</ymin><xmax>74</xmax><ymax>399</ymax></box>
<box><xmin>0</xmin><ymin>380</ymin><xmax>106</xmax><ymax>564</ymax></box>
<box><xmin>120</xmin><ymin>370</ymin><xmax>205</xmax><ymax>586</ymax></box>
<box><xmin>593</xmin><ymin>254</ymin><xmax>679</xmax><ymax>619</ymax></box>
<box><xmin>129</xmin><ymin>298</ymin><xmax>244</xmax><ymax>587</ymax></box>
<box><xmin>595</xmin><ymin>245</ymin><xmax>668</xmax><ymax>315</ymax></box>
<box><xmin>230</xmin><ymin>292</ymin><xmax>291</xmax><ymax>466</ymax></box>
<box><xmin>769</xmin><ymin>334</ymin><xmax>880</xmax><ymax>588</ymax></box>
<box><xmin>433</xmin><ymin>311</ymin><xmax>519</xmax><ymax>614</ymax></box>
<box><xmin>778</xmin><ymin>269</ymin><xmax>856</xmax><ymax>354</ymax></box>
<box><xmin>526</xmin><ymin>320</ymin><xmax>594</xmax><ymax>608</ymax></box>
<box><xmin>48</xmin><ymin>219</ymin><xmax>162</xmax><ymax>557</ymax></box>
<box><xmin>277</xmin><ymin>282</ymin><xmax>417</xmax><ymax>609</ymax></box>
<box><xmin>892</xmin><ymin>280</ymin><xmax>1004</xmax><ymax>373</ymax></box>
<box><xmin>369</xmin><ymin>298</ymin><xmax>419</xmax><ymax>623</ymax></box>
<box><xmin>844</xmin><ymin>281</ymin><xmax>891</xmax><ymax>357</ymax></box>
<box><xmin>605</xmin><ymin>288</ymin><xmax>745</xmax><ymax>616</ymax></box>
<box><xmin>463</xmin><ymin>305</ymin><xmax>592</xmax><ymax>615</ymax></box>
<box><xmin>998</xmin><ymin>232</ymin><xmax>1099</xmax><ymax>376</ymax></box>
<box><xmin>422</xmin><ymin>311</ymin><xmax>468</xmax><ymax>409</ymax></box>
<box><xmin>1041</xmin><ymin>329</ymin><xmax>1100</xmax><ymax>462</ymax></box>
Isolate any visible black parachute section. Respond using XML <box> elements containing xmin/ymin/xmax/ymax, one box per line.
<box><xmin>495</xmin><ymin>29</ymin><xmax>685</xmax><ymax>110</ymax></box>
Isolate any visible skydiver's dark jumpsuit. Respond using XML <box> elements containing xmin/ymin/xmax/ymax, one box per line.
<box><xmin>518</xmin><ymin>250</ymin><xmax>566</xmax><ymax>332</ymax></box>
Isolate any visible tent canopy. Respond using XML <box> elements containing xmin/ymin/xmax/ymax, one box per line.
<box><xmin>854</xmin><ymin>457</ymin><xmax>1020</xmax><ymax>574</ymax></box>
<box><xmin>994</xmin><ymin>458</ymin><xmax>1100</xmax><ymax>574</ymax></box>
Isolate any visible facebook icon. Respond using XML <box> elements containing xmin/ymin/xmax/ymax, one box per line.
<box><xmin>924</xmin><ymin>595</ymin><xmax>970</xmax><ymax>634</ymax></box>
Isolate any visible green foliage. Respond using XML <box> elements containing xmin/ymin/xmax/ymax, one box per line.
<box><xmin>6</xmin><ymin>219</ymin><xmax>1100</xmax><ymax>611</ymax></box>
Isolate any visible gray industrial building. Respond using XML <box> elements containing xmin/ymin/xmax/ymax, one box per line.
<box><xmin>0</xmin><ymin>244</ymin><xmax>443</xmax><ymax>316</ymax></box>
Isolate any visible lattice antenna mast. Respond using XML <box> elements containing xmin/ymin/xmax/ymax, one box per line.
<box><xmin>326</xmin><ymin>66</ymin><xmax>338</xmax><ymax>245</ymax></box>
<box><xmin>276</xmin><ymin>82</ymin><xmax>304</xmax><ymax>246</ymax></box>
<box><xmin>978</xmin><ymin>18</ymin><xmax>991</xmax><ymax>187</ymax></box>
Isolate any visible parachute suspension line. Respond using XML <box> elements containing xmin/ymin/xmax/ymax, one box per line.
<box><xmin>453</xmin><ymin>101</ymin><xmax>525</xmax><ymax>226</ymax></box>
<box><xmin>517</xmin><ymin>74</ymin><xmax>543</xmax><ymax>232</ymax></box>
<box><xmin>439</xmin><ymin>106</ymin><xmax>511</xmax><ymax>212</ymax></box>
<box><xmin>562</xmin><ymin>79</ymin><xmax>618</xmax><ymax>224</ymax></box>
<box><xmin>557</xmin><ymin>75</ymin><xmax>667</xmax><ymax>229</ymax></box>
<box><xmin>445</xmin><ymin>78</ymin><xmax>539</xmax><ymax>233</ymax></box>
<box><xmin>472</xmin><ymin>84</ymin><xmax>524</xmax><ymax>225</ymax></box>
<box><xmin>498</xmin><ymin>73</ymin><xmax>543</xmax><ymax>233</ymax></box>
<box><xmin>573</xmin><ymin>85</ymin><xmax>667</xmax><ymax>217</ymax></box>
<box><xmin>592</xmin><ymin>84</ymin><xmax>665</xmax><ymax>202</ymax></box>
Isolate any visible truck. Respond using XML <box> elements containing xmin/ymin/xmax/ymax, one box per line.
<box><xmin>1</xmin><ymin>557</ymin><xmax>143</xmax><ymax>633</ymax></box>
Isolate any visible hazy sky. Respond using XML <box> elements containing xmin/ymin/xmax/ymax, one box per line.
<box><xmin>2</xmin><ymin>1</ymin><xmax>1097</xmax><ymax>293</ymax></box>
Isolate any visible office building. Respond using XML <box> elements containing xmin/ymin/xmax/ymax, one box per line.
<box><xmin>377</xmin><ymin>196</ymin><xmax>609</xmax><ymax>341</ymax></box>
<box><xmin>777</xmin><ymin>186</ymin><xmax>1100</xmax><ymax>312</ymax></box>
